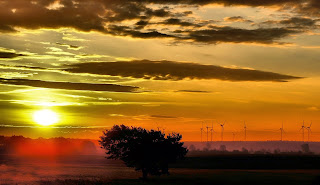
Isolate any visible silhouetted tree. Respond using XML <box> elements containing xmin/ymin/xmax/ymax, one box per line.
<box><xmin>274</xmin><ymin>148</ymin><xmax>281</xmax><ymax>154</ymax></box>
<box><xmin>241</xmin><ymin>147</ymin><xmax>249</xmax><ymax>154</ymax></box>
<box><xmin>99</xmin><ymin>125</ymin><xmax>188</xmax><ymax>179</ymax></box>
<box><xmin>301</xmin><ymin>143</ymin><xmax>310</xmax><ymax>153</ymax></box>
<box><xmin>188</xmin><ymin>144</ymin><xmax>196</xmax><ymax>151</ymax></box>
<box><xmin>205</xmin><ymin>142</ymin><xmax>212</xmax><ymax>150</ymax></box>
<box><xmin>219</xmin><ymin>145</ymin><xmax>226</xmax><ymax>152</ymax></box>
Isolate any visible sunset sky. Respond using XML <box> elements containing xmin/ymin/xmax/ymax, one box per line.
<box><xmin>0</xmin><ymin>0</ymin><xmax>319</xmax><ymax>141</ymax></box>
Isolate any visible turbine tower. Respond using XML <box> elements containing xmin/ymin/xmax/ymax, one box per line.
<box><xmin>306</xmin><ymin>122</ymin><xmax>312</xmax><ymax>142</ymax></box>
<box><xmin>200</xmin><ymin>123</ymin><xmax>204</xmax><ymax>142</ymax></box>
<box><xmin>220</xmin><ymin>121</ymin><xmax>226</xmax><ymax>141</ymax></box>
<box><xmin>156</xmin><ymin>122</ymin><xmax>166</xmax><ymax>133</ymax></box>
<box><xmin>232</xmin><ymin>132</ymin><xmax>236</xmax><ymax>142</ymax></box>
<box><xmin>206</xmin><ymin>124</ymin><xmax>211</xmax><ymax>142</ymax></box>
<box><xmin>210</xmin><ymin>122</ymin><xmax>216</xmax><ymax>142</ymax></box>
<box><xmin>280</xmin><ymin>123</ymin><xmax>285</xmax><ymax>141</ymax></box>
<box><xmin>162</xmin><ymin>127</ymin><xmax>166</xmax><ymax>133</ymax></box>
<box><xmin>244</xmin><ymin>121</ymin><xmax>247</xmax><ymax>141</ymax></box>
<box><xmin>300</xmin><ymin>121</ymin><xmax>306</xmax><ymax>142</ymax></box>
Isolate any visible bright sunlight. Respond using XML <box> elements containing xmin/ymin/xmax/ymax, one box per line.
<box><xmin>33</xmin><ymin>109</ymin><xmax>59</xmax><ymax>126</ymax></box>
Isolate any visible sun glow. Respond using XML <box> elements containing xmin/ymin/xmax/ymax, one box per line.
<box><xmin>33</xmin><ymin>109</ymin><xmax>59</xmax><ymax>126</ymax></box>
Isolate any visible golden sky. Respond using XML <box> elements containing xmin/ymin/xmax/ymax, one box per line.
<box><xmin>0</xmin><ymin>0</ymin><xmax>320</xmax><ymax>141</ymax></box>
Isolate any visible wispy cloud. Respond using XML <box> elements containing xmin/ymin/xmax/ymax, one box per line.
<box><xmin>175</xmin><ymin>90</ymin><xmax>212</xmax><ymax>93</ymax></box>
<box><xmin>150</xmin><ymin>115</ymin><xmax>178</xmax><ymax>119</ymax></box>
<box><xmin>224</xmin><ymin>16</ymin><xmax>253</xmax><ymax>23</ymax></box>
<box><xmin>0</xmin><ymin>51</ymin><xmax>26</xmax><ymax>59</ymax></box>
<box><xmin>55</xmin><ymin>42</ymin><xmax>83</xmax><ymax>50</ymax></box>
<box><xmin>259</xmin><ymin>17</ymin><xmax>319</xmax><ymax>29</ymax></box>
<box><xmin>0</xmin><ymin>78</ymin><xmax>139</xmax><ymax>92</ymax></box>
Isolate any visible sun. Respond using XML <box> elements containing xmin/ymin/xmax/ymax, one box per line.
<box><xmin>33</xmin><ymin>109</ymin><xmax>59</xmax><ymax>126</ymax></box>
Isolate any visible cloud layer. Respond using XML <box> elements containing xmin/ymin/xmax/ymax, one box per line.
<box><xmin>0</xmin><ymin>51</ymin><xmax>26</xmax><ymax>59</ymax></box>
<box><xmin>0</xmin><ymin>78</ymin><xmax>138</xmax><ymax>92</ymax></box>
<box><xmin>1</xmin><ymin>0</ymin><xmax>319</xmax><ymax>44</ymax></box>
<box><xmin>65</xmin><ymin>60</ymin><xmax>301</xmax><ymax>82</ymax></box>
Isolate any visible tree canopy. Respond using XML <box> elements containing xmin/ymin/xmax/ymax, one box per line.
<box><xmin>99</xmin><ymin>125</ymin><xmax>188</xmax><ymax>179</ymax></box>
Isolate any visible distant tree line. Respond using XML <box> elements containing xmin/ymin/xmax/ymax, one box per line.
<box><xmin>187</xmin><ymin>143</ymin><xmax>314</xmax><ymax>156</ymax></box>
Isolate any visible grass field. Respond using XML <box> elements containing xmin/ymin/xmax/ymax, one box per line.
<box><xmin>2</xmin><ymin>155</ymin><xmax>320</xmax><ymax>185</ymax></box>
<box><xmin>172</xmin><ymin>155</ymin><xmax>320</xmax><ymax>169</ymax></box>
<box><xmin>39</xmin><ymin>169</ymin><xmax>320</xmax><ymax>185</ymax></box>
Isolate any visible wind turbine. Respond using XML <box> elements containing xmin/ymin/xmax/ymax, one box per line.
<box><xmin>280</xmin><ymin>122</ymin><xmax>285</xmax><ymax>141</ymax></box>
<box><xmin>232</xmin><ymin>132</ymin><xmax>236</xmax><ymax>142</ymax></box>
<box><xmin>300</xmin><ymin>121</ymin><xmax>306</xmax><ymax>142</ymax></box>
<box><xmin>210</xmin><ymin>122</ymin><xmax>216</xmax><ymax>142</ymax></box>
<box><xmin>155</xmin><ymin>122</ymin><xmax>166</xmax><ymax>133</ymax></box>
<box><xmin>200</xmin><ymin>123</ymin><xmax>204</xmax><ymax>142</ymax></box>
<box><xmin>306</xmin><ymin>122</ymin><xmax>312</xmax><ymax>142</ymax></box>
<box><xmin>219</xmin><ymin>121</ymin><xmax>226</xmax><ymax>141</ymax></box>
<box><xmin>244</xmin><ymin>121</ymin><xmax>247</xmax><ymax>141</ymax></box>
<box><xmin>162</xmin><ymin>127</ymin><xmax>166</xmax><ymax>133</ymax></box>
<box><xmin>206</xmin><ymin>124</ymin><xmax>212</xmax><ymax>142</ymax></box>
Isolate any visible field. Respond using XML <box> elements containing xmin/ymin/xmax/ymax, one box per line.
<box><xmin>1</xmin><ymin>154</ymin><xmax>320</xmax><ymax>185</ymax></box>
<box><xmin>38</xmin><ymin>169</ymin><xmax>320</xmax><ymax>185</ymax></box>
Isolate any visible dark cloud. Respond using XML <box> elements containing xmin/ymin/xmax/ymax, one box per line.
<box><xmin>0</xmin><ymin>64</ymin><xmax>46</xmax><ymax>70</ymax></box>
<box><xmin>0</xmin><ymin>24</ymin><xmax>16</xmax><ymax>33</ymax></box>
<box><xmin>0</xmin><ymin>0</ymin><xmax>173</xmax><ymax>34</ymax></box>
<box><xmin>292</xmin><ymin>0</ymin><xmax>320</xmax><ymax>16</ymax></box>
<box><xmin>105</xmin><ymin>4</ymin><xmax>171</xmax><ymax>22</ymax></box>
<box><xmin>135</xmin><ymin>20</ymin><xmax>150</xmax><ymax>29</ymax></box>
<box><xmin>224</xmin><ymin>16</ymin><xmax>253</xmax><ymax>23</ymax></box>
<box><xmin>260</xmin><ymin>17</ymin><xmax>318</xmax><ymax>29</ymax></box>
<box><xmin>104</xmin><ymin>25</ymin><xmax>297</xmax><ymax>44</ymax></box>
<box><xmin>176</xmin><ymin>90</ymin><xmax>212</xmax><ymax>93</ymax></box>
<box><xmin>185</xmin><ymin>27</ymin><xmax>297</xmax><ymax>44</ymax></box>
<box><xmin>159</xmin><ymin>18</ymin><xmax>201</xmax><ymax>27</ymax></box>
<box><xmin>105</xmin><ymin>25</ymin><xmax>174</xmax><ymax>39</ymax></box>
<box><xmin>55</xmin><ymin>42</ymin><xmax>82</xmax><ymax>50</ymax></box>
<box><xmin>0</xmin><ymin>78</ymin><xmax>139</xmax><ymax>92</ymax></box>
<box><xmin>135</xmin><ymin>18</ymin><xmax>204</xmax><ymax>30</ymax></box>
<box><xmin>102</xmin><ymin>0</ymin><xmax>299</xmax><ymax>6</ymax></box>
<box><xmin>279</xmin><ymin>17</ymin><xmax>318</xmax><ymax>27</ymax></box>
<box><xmin>65</xmin><ymin>60</ymin><xmax>302</xmax><ymax>82</ymax></box>
<box><xmin>0</xmin><ymin>0</ymin><xmax>317</xmax><ymax>45</ymax></box>
<box><xmin>0</xmin><ymin>0</ymin><xmax>107</xmax><ymax>33</ymax></box>
<box><xmin>0</xmin><ymin>51</ymin><xmax>26</xmax><ymax>59</ymax></box>
<box><xmin>102</xmin><ymin>0</ymin><xmax>320</xmax><ymax>17</ymax></box>
<box><xmin>150</xmin><ymin>115</ymin><xmax>177</xmax><ymax>119</ymax></box>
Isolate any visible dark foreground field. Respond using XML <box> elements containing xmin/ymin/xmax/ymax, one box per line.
<box><xmin>173</xmin><ymin>154</ymin><xmax>320</xmax><ymax>169</ymax></box>
<box><xmin>1</xmin><ymin>155</ymin><xmax>320</xmax><ymax>185</ymax></box>
<box><xmin>38</xmin><ymin>169</ymin><xmax>320</xmax><ymax>185</ymax></box>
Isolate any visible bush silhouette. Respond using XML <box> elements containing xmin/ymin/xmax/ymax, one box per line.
<box><xmin>301</xmin><ymin>143</ymin><xmax>310</xmax><ymax>153</ymax></box>
<box><xmin>99</xmin><ymin>125</ymin><xmax>188</xmax><ymax>179</ymax></box>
